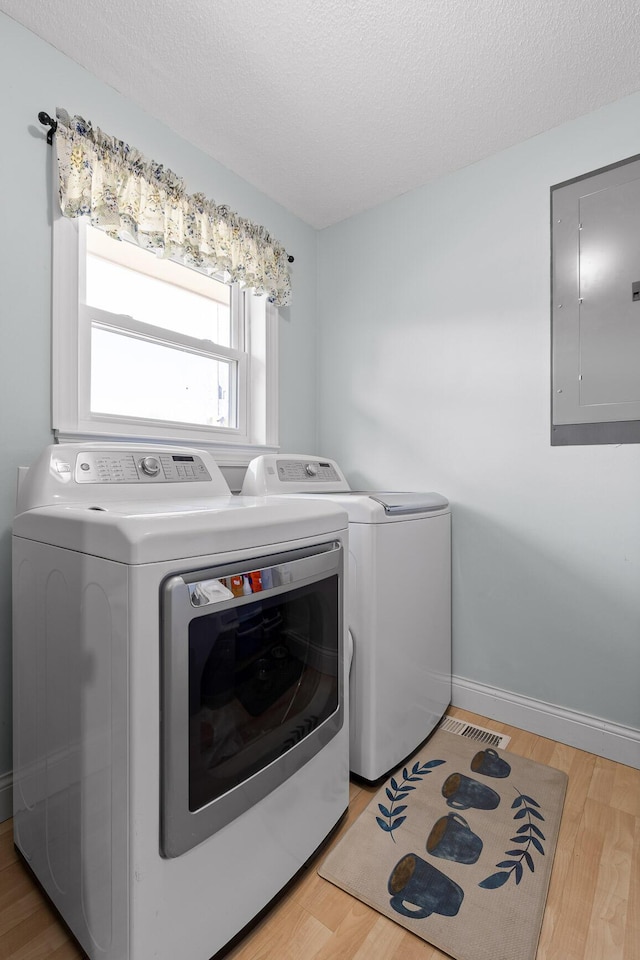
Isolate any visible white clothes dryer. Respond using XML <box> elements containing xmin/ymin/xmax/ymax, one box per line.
<box><xmin>242</xmin><ymin>455</ymin><xmax>452</xmax><ymax>782</ymax></box>
<box><xmin>12</xmin><ymin>443</ymin><xmax>349</xmax><ymax>960</ymax></box>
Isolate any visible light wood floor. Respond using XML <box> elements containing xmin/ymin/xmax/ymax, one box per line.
<box><xmin>1</xmin><ymin>706</ymin><xmax>638</xmax><ymax>960</ymax></box>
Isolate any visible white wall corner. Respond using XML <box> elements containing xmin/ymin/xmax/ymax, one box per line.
<box><xmin>0</xmin><ymin>771</ymin><xmax>12</xmax><ymax>824</ymax></box>
<box><xmin>452</xmin><ymin>675</ymin><xmax>640</xmax><ymax>770</ymax></box>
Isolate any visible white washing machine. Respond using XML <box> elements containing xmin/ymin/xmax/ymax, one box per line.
<box><xmin>12</xmin><ymin>443</ymin><xmax>350</xmax><ymax>960</ymax></box>
<box><xmin>242</xmin><ymin>455</ymin><xmax>451</xmax><ymax>782</ymax></box>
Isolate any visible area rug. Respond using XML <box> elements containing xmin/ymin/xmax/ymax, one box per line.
<box><xmin>319</xmin><ymin>729</ymin><xmax>567</xmax><ymax>960</ymax></box>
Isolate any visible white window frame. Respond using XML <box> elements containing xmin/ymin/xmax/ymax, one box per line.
<box><xmin>51</xmin><ymin>213</ymin><xmax>279</xmax><ymax>465</ymax></box>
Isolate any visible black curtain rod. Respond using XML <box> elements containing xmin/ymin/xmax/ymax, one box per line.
<box><xmin>37</xmin><ymin>109</ymin><xmax>294</xmax><ymax>263</ymax></box>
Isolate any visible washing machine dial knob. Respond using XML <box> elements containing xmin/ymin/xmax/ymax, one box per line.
<box><xmin>305</xmin><ymin>462</ymin><xmax>318</xmax><ymax>477</ymax></box>
<box><xmin>139</xmin><ymin>456</ymin><xmax>161</xmax><ymax>477</ymax></box>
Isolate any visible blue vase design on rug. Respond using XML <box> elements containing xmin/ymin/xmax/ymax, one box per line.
<box><xmin>426</xmin><ymin>813</ymin><xmax>483</xmax><ymax>864</ymax></box>
<box><xmin>388</xmin><ymin>854</ymin><xmax>464</xmax><ymax>920</ymax></box>
<box><xmin>374</xmin><ymin>738</ymin><xmax>550</xmax><ymax>925</ymax></box>
<box><xmin>317</xmin><ymin>728</ymin><xmax>568</xmax><ymax>960</ymax></box>
<box><xmin>470</xmin><ymin>748</ymin><xmax>512</xmax><ymax>778</ymax></box>
<box><xmin>441</xmin><ymin>772</ymin><xmax>501</xmax><ymax>810</ymax></box>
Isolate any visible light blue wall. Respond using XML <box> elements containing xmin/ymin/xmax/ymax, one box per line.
<box><xmin>0</xmin><ymin>13</ymin><xmax>319</xmax><ymax>780</ymax></box>
<box><xmin>2</xmin><ymin>12</ymin><xmax>639</xmax><ymax>792</ymax></box>
<box><xmin>318</xmin><ymin>94</ymin><xmax>640</xmax><ymax>731</ymax></box>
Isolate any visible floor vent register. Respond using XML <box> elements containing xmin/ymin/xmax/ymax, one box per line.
<box><xmin>438</xmin><ymin>716</ymin><xmax>511</xmax><ymax>750</ymax></box>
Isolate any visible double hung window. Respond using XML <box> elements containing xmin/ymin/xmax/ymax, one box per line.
<box><xmin>52</xmin><ymin>217</ymin><xmax>278</xmax><ymax>461</ymax></box>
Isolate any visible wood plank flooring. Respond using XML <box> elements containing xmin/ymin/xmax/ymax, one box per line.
<box><xmin>1</xmin><ymin>706</ymin><xmax>638</xmax><ymax>960</ymax></box>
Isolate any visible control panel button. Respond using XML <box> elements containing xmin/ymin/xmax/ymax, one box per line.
<box><xmin>305</xmin><ymin>462</ymin><xmax>319</xmax><ymax>477</ymax></box>
<box><xmin>139</xmin><ymin>456</ymin><xmax>161</xmax><ymax>477</ymax></box>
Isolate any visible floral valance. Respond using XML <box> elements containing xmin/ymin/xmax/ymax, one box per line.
<box><xmin>53</xmin><ymin>108</ymin><xmax>292</xmax><ymax>306</ymax></box>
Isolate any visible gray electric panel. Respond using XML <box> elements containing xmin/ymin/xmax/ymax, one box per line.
<box><xmin>551</xmin><ymin>154</ymin><xmax>640</xmax><ymax>445</ymax></box>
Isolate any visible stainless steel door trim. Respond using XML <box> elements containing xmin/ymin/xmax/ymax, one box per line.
<box><xmin>160</xmin><ymin>540</ymin><xmax>344</xmax><ymax>859</ymax></box>
<box><xmin>180</xmin><ymin>541</ymin><xmax>342</xmax><ymax>609</ymax></box>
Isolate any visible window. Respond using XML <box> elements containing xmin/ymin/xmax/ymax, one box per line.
<box><xmin>52</xmin><ymin>216</ymin><xmax>278</xmax><ymax>463</ymax></box>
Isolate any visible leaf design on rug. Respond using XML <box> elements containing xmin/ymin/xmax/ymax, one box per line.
<box><xmin>376</xmin><ymin>759</ymin><xmax>446</xmax><ymax>842</ymax></box>
<box><xmin>478</xmin><ymin>789</ymin><xmax>546</xmax><ymax>889</ymax></box>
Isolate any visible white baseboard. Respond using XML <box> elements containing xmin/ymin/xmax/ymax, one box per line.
<box><xmin>452</xmin><ymin>675</ymin><xmax>640</xmax><ymax>770</ymax></box>
<box><xmin>0</xmin><ymin>771</ymin><xmax>12</xmax><ymax>824</ymax></box>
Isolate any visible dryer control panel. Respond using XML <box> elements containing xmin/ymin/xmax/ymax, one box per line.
<box><xmin>16</xmin><ymin>443</ymin><xmax>232</xmax><ymax>512</ymax></box>
<box><xmin>72</xmin><ymin>450</ymin><xmax>212</xmax><ymax>484</ymax></box>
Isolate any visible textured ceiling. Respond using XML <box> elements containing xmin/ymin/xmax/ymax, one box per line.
<box><xmin>2</xmin><ymin>0</ymin><xmax>640</xmax><ymax>228</ymax></box>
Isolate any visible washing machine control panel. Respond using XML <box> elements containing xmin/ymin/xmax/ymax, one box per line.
<box><xmin>276</xmin><ymin>459</ymin><xmax>341</xmax><ymax>483</ymax></box>
<box><xmin>72</xmin><ymin>450</ymin><xmax>212</xmax><ymax>483</ymax></box>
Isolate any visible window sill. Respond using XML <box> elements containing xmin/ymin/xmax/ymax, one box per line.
<box><xmin>54</xmin><ymin>430</ymin><xmax>279</xmax><ymax>467</ymax></box>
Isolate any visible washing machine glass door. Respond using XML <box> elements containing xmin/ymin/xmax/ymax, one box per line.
<box><xmin>161</xmin><ymin>540</ymin><xmax>344</xmax><ymax>857</ymax></box>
